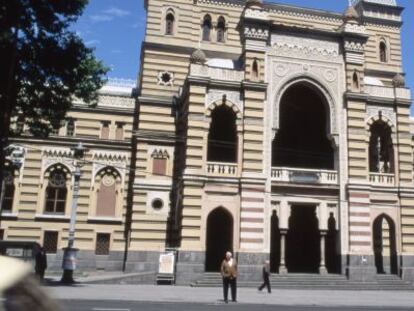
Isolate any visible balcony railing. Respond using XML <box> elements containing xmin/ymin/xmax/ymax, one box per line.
<box><xmin>369</xmin><ymin>173</ymin><xmax>395</xmax><ymax>186</ymax></box>
<box><xmin>271</xmin><ymin>167</ymin><xmax>338</xmax><ymax>185</ymax></box>
<box><xmin>206</xmin><ymin>162</ymin><xmax>238</xmax><ymax>177</ymax></box>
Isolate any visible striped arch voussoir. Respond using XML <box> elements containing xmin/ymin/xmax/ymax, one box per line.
<box><xmin>206</xmin><ymin>99</ymin><xmax>242</xmax><ymax>119</ymax></box>
<box><xmin>366</xmin><ymin>115</ymin><xmax>394</xmax><ymax>132</ymax></box>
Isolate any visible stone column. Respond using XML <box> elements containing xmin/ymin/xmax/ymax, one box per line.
<box><xmin>279</xmin><ymin>229</ymin><xmax>288</xmax><ymax>274</ymax></box>
<box><xmin>320</xmin><ymin>230</ymin><xmax>328</xmax><ymax>274</ymax></box>
<box><xmin>237</xmin><ymin>128</ymin><xmax>243</xmax><ymax>176</ymax></box>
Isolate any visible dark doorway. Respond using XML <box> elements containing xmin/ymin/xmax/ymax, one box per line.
<box><xmin>286</xmin><ymin>205</ymin><xmax>320</xmax><ymax>273</ymax></box>
<box><xmin>272</xmin><ymin>83</ymin><xmax>334</xmax><ymax>169</ymax></box>
<box><xmin>373</xmin><ymin>215</ymin><xmax>398</xmax><ymax>275</ymax></box>
<box><xmin>270</xmin><ymin>210</ymin><xmax>281</xmax><ymax>273</ymax></box>
<box><xmin>326</xmin><ymin>213</ymin><xmax>340</xmax><ymax>274</ymax></box>
<box><xmin>207</xmin><ymin>105</ymin><xmax>237</xmax><ymax>163</ymax></box>
<box><xmin>205</xmin><ymin>207</ymin><xmax>233</xmax><ymax>272</ymax></box>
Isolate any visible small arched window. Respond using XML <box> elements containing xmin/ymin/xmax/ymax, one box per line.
<box><xmin>165</xmin><ymin>12</ymin><xmax>175</xmax><ymax>35</ymax></box>
<box><xmin>252</xmin><ymin>59</ymin><xmax>259</xmax><ymax>80</ymax></box>
<box><xmin>217</xmin><ymin>16</ymin><xmax>226</xmax><ymax>43</ymax></box>
<box><xmin>16</xmin><ymin>115</ymin><xmax>24</xmax><ymax>134</ymax></box>
<box><xmin>379</xmin><ymin>41</ymin><xmax>387</xmax><ymax>63</ymax></box>
<box><xmin>44</xmin><ymin>169</ymin><xmax>68</xmax><ymax>214</ymax></box>
<box><xmin>352</xmin><ymin>71</ymin><xmax>359</xmax><ymax>91</ymax></box>
<box><xmin>202</xmin><ymin>15</ymin><xmax>212</xmax><ymax>41</ymax></box>
<box><xmin>66</xmin><ymin>119</ymin><xmax>75</xmax><ymax>137</ymax></box>
<box><xmin>2</xmin><ymin>168</ymin><xmax>15</xmax><ymax>212</ymax></box>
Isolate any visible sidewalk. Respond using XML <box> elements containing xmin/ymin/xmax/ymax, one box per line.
<box><xmin>46</xmin><ymin>284</ymin><xmax>414</xmax><ymax>308</ymax></box>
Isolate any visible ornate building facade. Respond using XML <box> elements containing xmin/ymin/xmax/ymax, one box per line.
<box><xmin>1</xmin><ymin>0</ymin><xmax>414</xmax><ymax>285</ymax></box>
<box><xmin>1</xmin><ymin>79</ymin><xmax>136</xmax><ymax>271</ymax></box>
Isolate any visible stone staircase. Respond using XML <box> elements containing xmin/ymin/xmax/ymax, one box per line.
<box><xmin>191</xmin><ymin>272</ymin><xmax>414</xmax><ymax>290</ymax></box>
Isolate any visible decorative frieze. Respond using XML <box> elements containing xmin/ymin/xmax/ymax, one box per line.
<box><xmin>270</xmin><ymin>34</ymin><xmax>341</xmax><ymax>62</ymax></box>
<box><xmin>244</xmin><ymin>26</ymin><xmax>269</xmax><ymax>41</ymax></box>
<box><xmin>98</xmin><ymin>95</ymin><xmax>135</xmax><ymax>109</ymax></box>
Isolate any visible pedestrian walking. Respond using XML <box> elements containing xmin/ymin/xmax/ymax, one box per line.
<box><xmin>35</xmin><ymin>247</ymin><xmax>47</xmax><ymax>281</ymax></box>
<box><xmin>258</xmin><ymin>260</ymin><xmax>271</xmax><ymax>293</ymax></box>
<box><xmin>220</xmin><ymin>251</ymin><xmax>237</xmax><ymax>303</ymax></box>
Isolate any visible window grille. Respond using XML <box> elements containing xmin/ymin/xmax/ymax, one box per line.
<box><xmin>43</xmin><ymin>231</ymin><xmax>59</xmax><ymax>253</ymax></box>
<box><xmin>95</xmin><ymin>233</ymin><xmax>111</xmax><ymax>255</ymax></box>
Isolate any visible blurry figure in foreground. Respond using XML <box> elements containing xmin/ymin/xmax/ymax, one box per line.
<box><xmin>0</xmin><ymin>256</ymin><xmax>60</xmax><ymax>311</ymax></box>
<box><xmin>258</xmin><ymin>260</ymin><xmax>271</xmax><ymax>293</ymax></box>
<box><xmin>35</xmin><ymin>247</ymin><xmax>47</xmax><ymax>281</ymax></box>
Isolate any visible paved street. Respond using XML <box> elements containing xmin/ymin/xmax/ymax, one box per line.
<box><xmin>60</xmin><ymin>300</ymin><xmax>413</xmax><ymax>311</ymax></box>
<box><xmin>46</xmin><ymin>284</ymin><xmax>414</xmax><ymax>309</ymax></box>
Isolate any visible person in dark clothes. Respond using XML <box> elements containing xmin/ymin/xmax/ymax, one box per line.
<box><xmin>220</xmin><ymin>251</ymin><xmax>237</xmax><ymax>303</ymax></box>
<box><xmin>258</xmin><ymin>260</ymin><xmax>271</xmax><ymax>293</ymax></box>
<box><xmin>35</xmin><ymin>247</ymin><xmax>47</xmax><ymax>281</ymax></box>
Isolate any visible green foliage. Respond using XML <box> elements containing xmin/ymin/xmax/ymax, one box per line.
<box><xmin>0</xmin><ymin>0</ymin><xmax>109</xmax><ymax>137</ymax></box>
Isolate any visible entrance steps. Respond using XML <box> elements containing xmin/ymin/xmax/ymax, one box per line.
<box><xmin>191</xmin><ymin>272</ymin><xmax>414</xmax><ymax>290</ymax></box>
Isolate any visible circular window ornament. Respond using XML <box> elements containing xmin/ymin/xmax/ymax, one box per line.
<box><xmin>151</xmin><ymin>198</ymin><xmax>164</xmax><ymax>211</ymax></box>
<box><xmin>157</xmin><ymin>71</ymin><xmax>174</xmax><ymax>86</ymax></box>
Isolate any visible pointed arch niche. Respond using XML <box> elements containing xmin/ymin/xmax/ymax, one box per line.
<box><xmin>90</xmin><ymin>167</ymin><xmax>123</xmax><ymax>219</ymax></box>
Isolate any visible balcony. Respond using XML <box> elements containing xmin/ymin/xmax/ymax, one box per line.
<box><xmin>369</xmin><ymin>173</ymin><xmax>395</xmax><ymax>186</ymax></box>
<box><xmin>206</xmin><ymin>162</ymin><xmax>238</xmax><ymax>177</ymax></box>
<box><xmin>271</xmin><ymin>167</ymin><xmax>338</xmax><ymax>186</ymax></box>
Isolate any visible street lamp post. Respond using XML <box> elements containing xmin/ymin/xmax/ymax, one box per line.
<box><xmin>61</xmin><ymin>142</ymin><xmax>88</xmax><ymax>284</ymax></box>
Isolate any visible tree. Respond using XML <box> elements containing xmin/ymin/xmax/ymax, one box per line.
<box><xmin>0</xmin><ymin>0</ymin><xmax>108</xmax><ymax>214</ymax></box>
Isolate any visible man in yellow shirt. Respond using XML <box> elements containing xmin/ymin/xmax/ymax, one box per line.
<box><xmin>220</xmin><ymin>251</ymin><xmax>237</xmax><ymax>303</ymax></box>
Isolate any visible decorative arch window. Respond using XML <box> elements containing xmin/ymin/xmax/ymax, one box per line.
<box><xmin>252</xmin><ymin>59</ymin><xmax>259</xmax><ymax>80</ymax></box>
<box><xmin>165</xmin><ymin>11</ymin><xmax>175</xmax><ymax>35</ymax></box>
<box><xmin>369</xmin><ymin>120</ymin><xmax>394</xmax><ymax>173</ymax></box>
<box><xmin>352</xmin><ymin>71</ymin><xmax>360</xmax><ymax>91</ymax></box>
<box><xmin>151</xmin><ymin>149</ymin><xmax>169</xmax><ymax>176</ymax></box>
<box><xmin>202</xmin><ymin>15</ymin><xmax>212</xmax><ymax>41</ymax></box>
<box><xmin>2</xmin><ymin>168</ymin><xmax>15</xmax><ymax>213</ymax></box>
<box><xmin>44</xmin><ymin>168</ymin><xmax>68</xmax><ymax>214</ymax></box>
<box><xmin>379</xmin><ymin>41</ymin><xmax>388</xmax><ymax>63</ymax></box>
<box><xmin>95</xmin><ymin>167</ymin><xmax>121</xmax><ymax>217</ymax></box>
<box><xmin>216</xmin><ymin>16</ymin><xmax>226</xmax><ymax>43</ymax></box>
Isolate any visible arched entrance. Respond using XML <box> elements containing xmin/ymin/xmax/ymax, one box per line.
<box><xmin>205</xmin><ymin>207</ymin><xmax>233</xmax><ymax>272</ymax></box>
<box><xmin>373</xmin><ymin>215</ymin><xmax>398</xmax><ymax>274</ymax></box>
<box><xmin>270</xmin><ymin>210</ymin><xmax>281</xmax><ymax>273</ymax></box>
<box><xmin>286</xmin><ymin>205</ymin><xmax>320</xmax><ymax>273</ymax></box>
<box><xmin>272</xmin><ymin>83</ymin><xmax>334</xmax><ymax>170</ymax></box>
<box><xmin>207</xmin><ymin>105</ymin><xmax>238</xmax><ymax>163</ymax></box>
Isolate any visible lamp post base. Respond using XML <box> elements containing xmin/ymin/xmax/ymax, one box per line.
<box><xmin>61</xmin><ymin>269</ymin><xmax>75</xmax><ymax>284</ymax></box>
<box><xmin>61</xmin><ymin>247</ymin><xmax>78</xmax><ymax>284</ymax></box>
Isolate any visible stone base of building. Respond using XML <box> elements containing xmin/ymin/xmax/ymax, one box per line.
<box><xmin>45</xmin><ymin>250</ymin><xmax>414</xmax><ymax>284</ymax></box>
<box><xmin>346</xmin><ymin>255</ymin><xmax>377</xmax><ymax>282</ymax></box>
<box><xmin>401</xmin><ymin>255</ymin><xmax>414</xmax><ymax>283</ymax></box>
<box><xmin>47</xmin><ymin>250</ymin><xmax>125</xmax><ymax>272</ymax></box>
